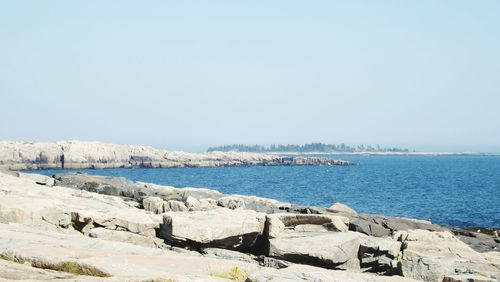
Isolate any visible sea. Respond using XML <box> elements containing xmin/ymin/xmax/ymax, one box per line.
<box><xmin>29</xmin><ymin>155</ymin><xmax>500</xmax><ymax>228</ymax></box>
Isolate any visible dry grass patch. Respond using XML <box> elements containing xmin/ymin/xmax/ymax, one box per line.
<box><xmin>32</xmin><ymin>261</ymin><xmax>111</xmax><ymax>277</ymax></box>
<box><xmin>0</xmin><ymin>254</ymin><xmax>110</xmax><ymax>277</ymax></box>
<box><xmin>211</xmin><ymin>266</ymin><xmax>248</xmax><ymax>281</ymax></box>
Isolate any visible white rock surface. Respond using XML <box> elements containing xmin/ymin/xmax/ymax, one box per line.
<box><xmin>269</xmin><ymin>231</ymin><xmax>367</xmax><ymax>270</ymax></box>
<box><xmin>395</xmin><ymin>229</ymin><xmax>500</xmax><ymax>281</ymax></box>
<box><xmin>327</xmin><ymin>202</ymin><xmax>358</xmax><ymax>216</ymax></box>
<box><xmin>267</xmin><ymin>213</ymin><xmax>350</xmax><ymax>238</ymax></box>
<box><xmin>18</xmin><ymin>172</ymin><xmax>55</xmax><ymax>186</ymax></box>
<box><xmin>165</xmin><ymin>200</ymin><xmax>189</xmax><ymax>212</ymax></box>
<box><xmin>249</xmin><ymin>264</ymin><xmax>418</xmax><ymax>282</ymax></box>
<box><xmin>0</xmin><ymin>172</ymin><xmax>161</xmax><ymax>237</ymax></box>
<box><xmin>185</xmin><ymin>195</ymin><xmax>201</xmax><ymax>209</ymax></box>
<box><xmin>142</xmin><ymin>196</ymin><xmax>164</xmax><ymax>214</ymax></box>
<box><xmin>0</xmin><ymin>223</ymin><xmax>260</xmax><ymax>281</ymax></box>
<box><xmin>217</xmin><ymin>196</ymin><xmax>246</xmax><ymax>209</ymax></box>
<box><xmin>161</xmin><ymin>208</ymin><xmax>266</xmax><ymax>250</ymax></box>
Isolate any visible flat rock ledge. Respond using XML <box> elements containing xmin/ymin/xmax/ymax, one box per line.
<box><xmin>0</xmin><ymin>140</ymin><xmax>349</xmax><ymax>170</ymax></box>
<box><xmin>0</xmin><ymin>171</ymin><xmax>498</xmax><ymax>282</ymax></box>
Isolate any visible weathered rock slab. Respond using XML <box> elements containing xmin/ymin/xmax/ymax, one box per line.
<box><xmin>267</xmin><ymin>213</ymin><xmax>350</xmax><ymax>239</ymax></box>
<box><xmin>160</xmin><ymin>208</ymin><xmax>266</xmax><ymax>250</ymax></box>
<box><xmin>269</xmin><ymin>231</ymin><xmax>367</xmax><ymax>269</ymax></box>
<box><xmin>0</xmin><ymin>223</ymin><xmax>261</xmax><ymax>281</ymax></box>
<box><xmin>248</xmin><ymin>264</ymin><xmax>418</xmax><ymax>282</ymax></box>
<box><xmin>395</xmin><ymin>229</ymin><xmax>500</xmax><ymax>282</ymax></box>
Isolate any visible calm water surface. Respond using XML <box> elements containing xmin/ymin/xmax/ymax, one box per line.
<box><xmin>31</xmin><ymin>156</ymin><xmax>500</xmax><ymax>228</ymax></box>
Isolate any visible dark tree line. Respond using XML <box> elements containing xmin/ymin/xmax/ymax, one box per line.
<box><xmin>207</xmin><ymin>143</ymin><xmax>411</xmax><ymax>153</ymax></box>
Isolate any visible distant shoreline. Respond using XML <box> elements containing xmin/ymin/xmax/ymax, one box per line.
<box><xmin>264</xmin><ymin>151</ymin><xmax>500</xmax><ymax>156</ymax></box>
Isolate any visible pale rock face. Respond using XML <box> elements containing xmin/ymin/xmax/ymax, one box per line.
<box><xmin>0</xmin><ymin>223</ymin><xmax>262</xmax><ymax>281</ymax></box>
<box><xmin>0</xmin><ymin>140</ymin><xmax>339</xmax><ymax>170</ymax></box>
<box><xmin>18</xmin><ymin>172</ymin><xmax>55</xmax><ymax>186</ymax></box>
<box><xmin>293</xmin><ymin>224</ymin><xmax>330</xmax><ymax>232</ymax></box>
<box><xmin>193</xmin><ymin>198</ymin><xmax>219</xmax><ymax>211</ymax></box>
<box><xmin>327</xmin><ymin>202</ymin><xmax>358</xmax><ymax>216</ymax></box>
<box><xmin>267</xmin><ymin>214</ymin><xmax>286</xmax><ymax>239</ymax></box>
<box><xmin>217</xmin><ymin>196</ymin><xmax>245</xmax><ymax>209</ymax></box>
<box><xmin>358</xmin><ymin>236</ymin><xmax>403</xmax><ymax>275</ymax></box>
<box><xmin>88</xmin><ymin>227</ymin><xmax>161</xmax><ymax>248</ymax></box>
<box><xmin>0</xmin><ymin>172</ymin><xmax>162</xmax><ymax>238</ymax></box>
<box><xmin>165</xmin><ymin>200</ymin><xmax>189</xmax><ymax>212</ymax></box>
<box><xmin>202</xmin><ymin>247</ymin><xmax>257</xmax><ymax>264</ymax></box>
<box><xmin>236</xmin><ymin>194</ymin><xmax>292</xmax><ymax>213</ymax></box>
<box><xmin>248</xmin><ymin>262</ymin><xmax>419</xmax><ymax>282</ymax></box>
<box><xmin>269</xmin><ymin>231</ymin><xmax>367</xmax><ymax>270</ymax></box>
<box><xmin>185</xmin><ymin>195</ymin><xmax>201</xmax><ymax>209</ymax></box>
<box><xmin>265</xmin><ymin>213</ymin><xmax>362</xmax><ymax>270</ymax></box>
<box><xmin>395</xmin><ymin>229</ymin><xmax>500</xmax><ymax>282</ymax></box>
<box><xmin>267</xmin><ymin>213</ymin><xmax>350</xmax><ymax>236</ymax></box>
<box><xmin>143</xmin><ymin>196</ymin><xmax>164</xmax><ymax>214</ymax></box>
<box><xmin>160</xmin><ymin>208</ymin><xmax>266</xmax><ymax>250</ymax></box>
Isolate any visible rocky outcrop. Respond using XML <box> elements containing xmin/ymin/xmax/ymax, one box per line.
<box><xmin>452</xmin><ymin>228</ymin><xmax>500</xmax><ymax>253</ymax></box>
<box><xmin>54</xmin><ymin>173</ymin><xmax>292</xmax><ymax>214</ymax></box>
<box><xmin>395</xmin><ymin>229</ymin><xmax>499</xmax><ymax>281</ymax></box>
<box><xmin>349</xmin><ymin>214</ymin><xmax>445</xmax><ymax>237</ymax></box>
<box><xmin>54</xmin><ymin>173</ymin><xmax>139</xmax><ymax>198</ymax></box>
<box><xmin>0</xmin><ymin>223</ymin><xmax>261</xmax><ymax>281</ymax></box>
<box><xmin>1</xmin><ymin>171</ymin><xmax>498</xmax><ymax>281</ymax></box>
<box><xmin>0</xmin><ymin>140</ymin><xmax>349</xmax><ymax>170</ymax></box>
<box><xmin>0</xmin><ymin>171</ymin><xmax>161</xmax><ymax>241</ymax></box>
<box><xmin>142</xmin><ymin>196</ymin><xmax>165</xmax><ymax>214</ymax></box>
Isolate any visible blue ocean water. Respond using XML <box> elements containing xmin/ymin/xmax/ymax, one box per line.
<box><xmin>30</xmin><ymin>156</ymin><xmax>500</xmax><ymax>228</ymax></box>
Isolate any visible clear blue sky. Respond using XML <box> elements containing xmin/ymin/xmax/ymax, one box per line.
<box><xmin>1</xmin><ymin>1</ymin><xmax>499</xmax><ymax>152</ymax></box>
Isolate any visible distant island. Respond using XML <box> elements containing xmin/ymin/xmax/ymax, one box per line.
<box><xmin>207</xmin><ymin>143</ymin><xmax>412</xmax><ymax>153</ymax></box>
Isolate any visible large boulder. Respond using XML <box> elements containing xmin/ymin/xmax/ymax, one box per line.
<box><xmin>266</xmin><ymin>213</ymin><xmax>359</xmax><ymax>270</ymax></box>
<box><xmin>358</xmin><ymin>236</ymin><xmax>403</xmax><ymax>275</ymax></box>
<box><xmin>185</xmin><ymin>195</ymin><xmax>201</xmax><ymax>209</ymax></box>
<box><xmin>349</xmin><ymin>217</ymin><xmax>392</xmax><ymax>237</ymax></box>
<box><xmin>18</xmin><ymin>172</ymin><xmax>55</xmax><ymax>186</ymax></box>
<box><xmin>269</xmin><ymin>231</ymin><xmax>366</xmax><ymax>270</ymax></box>
<box><xmin>217</xmin><ymin>196</ymin><xmax>245</xmax><ymax>210</ymax></box>
<box><xmin>54</xmin><ymin>173</ymin><xmax>139</xmax><ymax>198</ymax></box>
<box><xmin>165</xmin><ymin>200</ymin><xmax>189</xmax><ymax>212</ymax></box>
<box><xmin>143</xmin><ymin>196</ymin><xmax>164</xmax><ymax>214</ymax></box>
<box><xmin>160</xmin><ymin>208</ymin><xmax>266</xmax><ymax>251</ymax></box>
<box><xmin>395</xmin><ymin>229</ymin><xmax>500</xmax><ymax>281</ymax></box>
<box><xmin>327</xmin><ymin>202</ymin><xmax>358</xmax><ymax>216</ymax></box>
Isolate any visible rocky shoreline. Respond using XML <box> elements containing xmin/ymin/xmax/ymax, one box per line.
<box><xmin>0</xmin><ymin>141</ymin><xmax>349</xmax><ymax>171</ymax></box>
<box><xmin>0</xmin><ymin>171</ymin><xmax>498</xmax><ymax>281</ymax></box>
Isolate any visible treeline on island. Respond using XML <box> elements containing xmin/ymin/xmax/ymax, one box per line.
<box><xmin>207</xmin><ymin>143</ymin><xmax>411</xmax><ymax>153</ymax></box>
